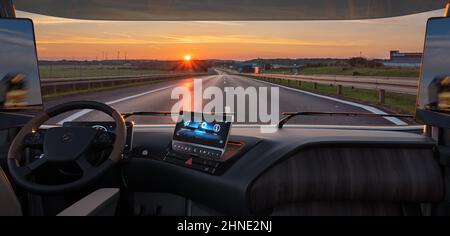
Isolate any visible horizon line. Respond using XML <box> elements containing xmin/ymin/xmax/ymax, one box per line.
<box><xmin>37</xmin><ymin>56</ymin><xmax>406</xmax><ymax>62</ymax></box>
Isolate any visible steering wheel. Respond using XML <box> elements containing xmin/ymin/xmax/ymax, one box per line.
<box><xmin>7</xmin><ymin>101</ymin><xmax>126</xmax><ymax>194</ymax></box>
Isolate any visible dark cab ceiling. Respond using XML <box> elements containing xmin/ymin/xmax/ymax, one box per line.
<box><xmin>14</xmin><ymin>0</ymin><xmax>447</xmax><ymax>21</ymax></box>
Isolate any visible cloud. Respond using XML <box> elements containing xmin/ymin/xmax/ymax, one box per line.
<box><xmin>157</xmin><ymin>34</ymin><xmax>371</xmax><ymax>47</ymax></box>
<box><xmin>35</xmin><ymin>32</ymin><xmax>372</xmax><ymax>49</ymax></box>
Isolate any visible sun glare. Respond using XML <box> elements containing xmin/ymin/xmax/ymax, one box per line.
<box><xmin>184</xmin><ymin>54</ymin><xmax>192</xmax><ymax>61</ymax></box>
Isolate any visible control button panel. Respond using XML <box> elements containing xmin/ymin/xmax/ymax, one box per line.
<box><xmin>163</xmin><ymin>149</ymin><xmax>223</xmax><ymax>175</ymax></box>
<box><xmin>172</xmin><ymin>143</ymin><xmax>222</xmax><ymax>159</ymax></box>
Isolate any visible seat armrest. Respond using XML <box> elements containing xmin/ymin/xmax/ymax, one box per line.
<box><xmin>57</xmin><ymin>188</ymin><xmax>120</xmax><ymax>216</ymax></box>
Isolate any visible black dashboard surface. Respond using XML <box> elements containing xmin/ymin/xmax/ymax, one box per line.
<box><xmin>121</xmin><ymin>125</ymin><xmax>436</xmax><ymax>215</ymax></box>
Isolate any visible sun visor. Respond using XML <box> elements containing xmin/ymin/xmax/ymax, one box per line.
<box><xmin>14</xmin><ymin>0</ymin><xmax>446</xmax><ymax>21</ymax></box>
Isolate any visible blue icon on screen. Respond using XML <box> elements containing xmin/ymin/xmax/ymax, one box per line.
<box><xmin>213</xmin><ymin>124</ymin><xmax>221</xmax><ymax>132</ymax></box>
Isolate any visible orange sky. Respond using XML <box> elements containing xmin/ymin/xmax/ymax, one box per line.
<box><xmin>17</xmin><ymin>9</ymin><xmax>444</xmax><ymax>61</ymax></box>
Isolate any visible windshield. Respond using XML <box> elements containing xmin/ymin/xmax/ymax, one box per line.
<box><xmin>16</xmin><ymin>9</ymin><xmax>443</xmax><ymax>126</ymax></box>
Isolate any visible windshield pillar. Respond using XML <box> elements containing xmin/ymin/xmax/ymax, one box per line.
<box><xmin>0</xmin><ymin>0</ymin><xmax>16</xmax><ymax>18</ymax></box>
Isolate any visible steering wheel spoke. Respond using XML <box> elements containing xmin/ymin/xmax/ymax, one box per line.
<box><xmin>27</xmin><ymin>156</ymin><xmax>48</xmax><ymax>171</ymax></box>
<box><xmin>15</xmin><ymin>166</ymin><xmax>32</xmax><ymax>178</ymax></box>
<box><xmin>14</xmin><ymin>157</ymin><xmax>47</xmax><ymax>178</ymax></box>
<box><xmin>23</xmin><ymin>130</ymin><xmax>46</xmax><ymax>149</ymax></box>
<box><xmin>93</xmin><ymin>131</ymin><xmax>116</xmax><ymax>149</ymax></box>
<box><xmin>76</xmin><ymin>156</ymin><xmax>93</xmax><ymax>172</ymax></box>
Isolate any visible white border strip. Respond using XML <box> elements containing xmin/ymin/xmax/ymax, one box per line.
<box><xmin>244</xmin><ymin>76</ymin><xmax>407</xmax><ymax>126</ymax></box>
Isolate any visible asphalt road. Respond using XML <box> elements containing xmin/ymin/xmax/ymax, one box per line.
<box><xmin>44</xmin><ymin>72</ymin><xmax>409</xmax><ymax>126</ymax></box>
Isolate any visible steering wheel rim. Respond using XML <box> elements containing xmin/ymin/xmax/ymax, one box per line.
<box><xmin>7</xmin><ymin>101</ymin><xmax>126</xmax><ymax>194</ymax></box>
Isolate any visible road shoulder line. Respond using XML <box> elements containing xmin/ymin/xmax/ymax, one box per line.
<box><xmin>237</xmin><ymin>75</ymin><xmax>407</xmax><ymax>126</ymax></box>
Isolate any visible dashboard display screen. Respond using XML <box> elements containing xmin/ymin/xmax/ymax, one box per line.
<box><xmin>173</xmin><ymin>112</ymin><xmax>232</xmax><ymax>149</ymax></box>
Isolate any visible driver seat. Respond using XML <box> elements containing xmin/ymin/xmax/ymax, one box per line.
<box><xmin>0</xmin><ymin>165</ymin><xmax>120</xmax><ymax>216</ymax></box>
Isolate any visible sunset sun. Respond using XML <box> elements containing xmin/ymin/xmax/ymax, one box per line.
<box><xmin>184</xmin><ymin>54</ymin><xmax>192</xmax><ymax>61</ymax></box>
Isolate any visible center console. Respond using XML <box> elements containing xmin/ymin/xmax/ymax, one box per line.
<box><xmin>162</xmin><ymin>112</ymin><xmax>251</xmax><ymax>175</ymax></box>
<box><xmin>171</xmin><ymin>112</ymin><xmax>232</xmax><ymax>159</ymax></box>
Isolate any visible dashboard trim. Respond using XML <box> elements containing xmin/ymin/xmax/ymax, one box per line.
<box><xmin>41</xmin><ymin>124</ymin><xmax>425</xmax><ymax>133</ymax></box>
<box><xmin>133</xmin><ymin>124</ymin><xmax>425</xmax><ymax>132</ymax></box>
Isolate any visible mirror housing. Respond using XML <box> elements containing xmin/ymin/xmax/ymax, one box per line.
<box><xmin>416</xmin><ymin>17</ymin><xmax>450</xmax><ymax>128</ymax></box>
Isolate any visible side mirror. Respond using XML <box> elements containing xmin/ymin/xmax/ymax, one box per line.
<box><xmin>0</xmin><ymin>18</ymin><xmax>42</xmax><ymax>111</ymax></box>
<box><xmin>0</xmin><ymin>18</ymin><xmax>42</xmax><ymax>130</ymax></box>
<box><xmin>416</xmin><ymin>17</ymin><xmax>450</xmax><ymax>128</ymax></box>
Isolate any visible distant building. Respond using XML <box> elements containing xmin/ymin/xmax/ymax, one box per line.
<box><xmin>234</xmin><ymin>62</ymin><xmax>268</xmax><ymax>73</ymax></box>
<box><xmin>383</xmin><ymin>50</ymin><xmax>422</xmax><ymax>68</ymax></box>
<box><xmin>234</xmin><ymin>63</ymin><xmax>255</xmax><ymax>73</ymax></box>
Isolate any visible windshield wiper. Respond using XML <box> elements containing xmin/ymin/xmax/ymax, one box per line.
<box><xmin>278</xmin><ymin>111</ymin><xmax>413</xmax><ymax>128</ymax></box>
<box><xmin>121</xmin><ymin>111</ymin><xmax>174</xmax><ymax>119</ymax></box>
<box><xmin>121</xmin><ymin>111</ymin><xmax>234</xmax><ymax>119</ymax></box>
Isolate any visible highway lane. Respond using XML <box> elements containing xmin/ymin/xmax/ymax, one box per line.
<box><xmin>43</xmin><ymin>72</ymin><xmax>410</xmax><ymax>126</ymax></box>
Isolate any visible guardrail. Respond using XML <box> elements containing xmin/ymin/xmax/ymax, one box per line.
<box><xmin>241</xmin><ymin>73</ymin><xmax>418</xmax><ymax>104</ymax></box>
<box><xmin>40</xmin><ymin>72</ymin><xmax>209</xmax><ymax>96</ymax></box>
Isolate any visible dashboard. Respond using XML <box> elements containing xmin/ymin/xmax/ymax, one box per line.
<box><xmin>120</xmin><ymin>125</ymin><xmax>439</xmax><ymax>215</ymax></box>
<box><xmin>16</xmin><ymin>121</ymin><xmax>439</xmax><ymax>215</ymax></box>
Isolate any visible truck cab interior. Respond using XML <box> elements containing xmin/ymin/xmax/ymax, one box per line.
<box><xmin>1</xmin><ymin>0</ymin><xmax>450</xmax><ymax>216</ymax></box>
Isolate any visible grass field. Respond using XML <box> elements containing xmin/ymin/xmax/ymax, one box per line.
<box><xmin>39</xmin><ymin>65</ymin><xmax>172</xmax><ymax>79</ymax></box>
<box><xmin>268</xmin><ymin>66</ymin><xmax>420</xmax><ymax>78</ymax></box>
<box><xmin>42</xmin><ymin>77</ymin><xmax>182</xmax><ymax>100</ymax></box>
<box><xmin>252</xmin><ymin>75</ymin><xmax>417</xmax><ymax>114</ymax></box>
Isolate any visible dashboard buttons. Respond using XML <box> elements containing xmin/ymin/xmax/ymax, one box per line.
<box><xmin>168</xmin><ymin>143</ymin><xmax>225</xmax><ymax>174</ymax></box>
<box><xmin>172</xmin><ymin>143</ymin><xmax>222</xmax><ymax>159</ymax></box>
<box><xmin>164</xmin><ymin>149</ymin><xmax>221</xmax><ymax>175</ymax></box>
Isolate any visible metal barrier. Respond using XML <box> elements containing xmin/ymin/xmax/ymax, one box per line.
<box><xmin>242</xmin><ymin>73</ymin><xmax>418</xmax><ymax>104</ymax></box>
<box><xmin>40</xmin><ymin>73</ymin><xmax>208</xmax><ymax>96</ymax></box>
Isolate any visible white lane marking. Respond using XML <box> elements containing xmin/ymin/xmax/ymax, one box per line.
<box><xmin>57</xmin><ymin>75</ymin><xmax>216</xmax><ymax>124</ymax></box>
<box><xmin>235</xmin><ymin>75</ymin><xmax>407</xmax><ymax>126</ymax></box>
<box><xmin>57</xmin><ymin>85</ymin><xmax>177</xmax><ymax>124</ymax></box>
